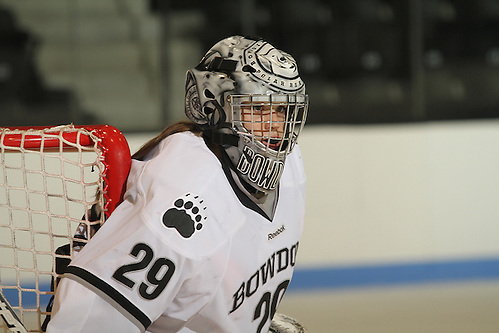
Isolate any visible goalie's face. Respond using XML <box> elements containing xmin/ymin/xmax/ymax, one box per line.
<box><xmin>240</xmin><ymin>101</ymin><xmax>287</xmax><ymax>151</ymax></box>
<box><xmin>230</xmin><ymin>94</ymin><xmax>308</xmax><ymax>158</ymax></box>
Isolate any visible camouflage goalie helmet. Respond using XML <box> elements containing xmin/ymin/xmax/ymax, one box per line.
<box><xmin>185</xmin><ymin>36</ymin><xmax>308</xmax><ymax>193</ymax></box>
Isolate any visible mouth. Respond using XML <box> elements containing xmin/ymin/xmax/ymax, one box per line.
<box><xmin>263</xmin><ymin>138</ymin><xmax>282</xmax><ymax>150</ymax></box>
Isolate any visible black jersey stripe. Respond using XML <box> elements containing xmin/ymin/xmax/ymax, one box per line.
<box><xmin>64</xmin><ymin>265</ymin><xmax>152</xmax><ymax>330</ymax></box>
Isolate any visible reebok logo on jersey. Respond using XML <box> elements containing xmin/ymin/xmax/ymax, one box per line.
<box><xmin>268</xmin><ymin>225</ymin><xmax>285</xmax><ymax>240</ymax></box>
<box><xmin>162</xmin><ymin>193</ymin><xmax>206</xmax><ymax>238</ymax></box>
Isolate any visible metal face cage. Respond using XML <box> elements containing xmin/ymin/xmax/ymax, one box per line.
<box><xmin>229</xmin><ymin>94</ymin><xmax>308</xmax><ymax>157</ymax></box>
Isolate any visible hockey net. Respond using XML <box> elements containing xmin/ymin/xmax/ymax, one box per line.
<box><xmin>0</xmin><ymin>125</ymin><xmax>131</xmax><ymax>332</ymax></box>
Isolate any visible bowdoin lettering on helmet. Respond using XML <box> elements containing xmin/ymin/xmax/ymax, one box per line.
<box><xmin>236</xmin><ymin>146</ymin><xmax>284</xmax><ymax>191</ymax></box>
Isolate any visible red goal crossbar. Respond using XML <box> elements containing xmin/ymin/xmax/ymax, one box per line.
<box><xmin>0</xmin><ymin>125</ymin><xmax>131</xmax><ymax>217</ymax></box>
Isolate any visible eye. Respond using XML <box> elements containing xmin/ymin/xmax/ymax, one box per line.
<box><xmin>253</xmin><ymin>105</ymin><xmax>264</xmax><ymax>112</ymax></box>
<box><xmin>276</xmin><ymin>105</ymin><xmax>286</xmax><ymax>113</ymax></box>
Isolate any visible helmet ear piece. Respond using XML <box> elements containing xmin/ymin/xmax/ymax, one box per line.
<box><xmin>185</xmin><ymin>64</ymin><xmax>239</xmax><ymax>130</ymax></box>
<box><xmin>185</xmin><ymin>70</ymin><xmax>209</xmax><ymax>126</ymax></box>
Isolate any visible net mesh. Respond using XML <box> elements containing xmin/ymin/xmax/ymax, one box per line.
<box><xmin>0</xmin><ymin>125</ymin><xmax>106</xmax><ymax>332</ymax></box>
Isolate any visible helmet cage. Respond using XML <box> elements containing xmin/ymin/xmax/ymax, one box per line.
<box><xmin>229</xmin><ymin>93</ymin><xmax>308</xmax><ymax>159</ymax></box>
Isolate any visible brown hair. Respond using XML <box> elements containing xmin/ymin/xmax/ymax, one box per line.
<box><xmin>132</xmin><ymin>121</ymin><xmax>203</xmax><ymax>161</ymax></box>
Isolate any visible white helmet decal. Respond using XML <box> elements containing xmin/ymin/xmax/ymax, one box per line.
<box><xmin>242</xmin><ymin>40</ymin><xmax>305</xmax><ymax>93</ymax></box>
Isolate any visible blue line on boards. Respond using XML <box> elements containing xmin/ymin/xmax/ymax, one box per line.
<box><xmin>289</xmin><ymin>257</ymin><xmax>499</xmax><ymax>292</ymax></box>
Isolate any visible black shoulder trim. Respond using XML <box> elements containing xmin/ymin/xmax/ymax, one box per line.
<box><xmin>64</xmin><ymin>266</ymin><xmax>152</xmax><ymax>331</ymax></box>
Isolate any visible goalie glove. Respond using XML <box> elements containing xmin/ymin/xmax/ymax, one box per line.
<box><xmin>269</xmin><ymin>313</ymin><xmax>306</xmax><ymax>333</ymax></box>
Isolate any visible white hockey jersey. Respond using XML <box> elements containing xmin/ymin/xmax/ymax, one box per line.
<box><xmin>47</xmin><ymin>131</ymin><xmax>306</xmax><ymax>333</ymax></box>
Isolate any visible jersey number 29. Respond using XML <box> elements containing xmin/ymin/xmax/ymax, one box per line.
<box><xmin>112</xmin><ymin>243</ymin><xmax>175</xmax><ymax>300</ymax></box>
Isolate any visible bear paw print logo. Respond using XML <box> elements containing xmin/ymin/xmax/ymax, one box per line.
<box><xmin>162</xmin><ymin>194</ymin><xmax>206</xmax><ymax>238</ymax></box>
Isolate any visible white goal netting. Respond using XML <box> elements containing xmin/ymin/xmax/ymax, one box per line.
<box><xmin>0</xmin><ymin>125</ymin><xmax>129</xmax><ymax>332</ymax></box>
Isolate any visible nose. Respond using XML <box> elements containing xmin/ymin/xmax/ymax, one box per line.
<box><xmin>263</xmin><ymin>109</ymin><xmax>285</xmax><ymax>132</ymax></box>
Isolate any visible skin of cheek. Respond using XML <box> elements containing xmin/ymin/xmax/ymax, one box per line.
<box><xmin>241</xmin><ymin>108</ymin><xmax>286</xmax><ymax>140</ymax></box>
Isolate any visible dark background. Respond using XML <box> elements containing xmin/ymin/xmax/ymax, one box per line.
<box><xmin>2</xmin><ymin>0</ymin><xmax>499</xmax><ymax>127</ymax></box>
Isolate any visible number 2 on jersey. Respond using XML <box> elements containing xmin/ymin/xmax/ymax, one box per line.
<box><xmin>112</xmin><ymin>243</ymin><xmax>175</xmax><ymax>300</ymax></box>
<box><xmin>254</xmin><ymin>280</ymin><xmax>290</xmax><ymax>333</ymax></box>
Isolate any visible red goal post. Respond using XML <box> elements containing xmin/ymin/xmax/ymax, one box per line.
<box><xmin>0</xmin><ymin>124</ymin><xmax>131</xmax><ymax>332</ymax></box>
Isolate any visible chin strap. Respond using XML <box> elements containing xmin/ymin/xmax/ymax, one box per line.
<box><xmin>203</xmin><ymin>126</ymin><xmax>239</xmax><ymax>147</ymax></box>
